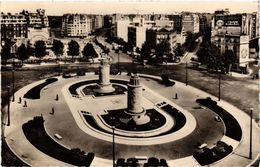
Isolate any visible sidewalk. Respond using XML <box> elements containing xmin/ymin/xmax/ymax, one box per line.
<box><xmin>4</xmin><ymin>77</ymin><xmax>72</xmax><ymax>166</ymax></box>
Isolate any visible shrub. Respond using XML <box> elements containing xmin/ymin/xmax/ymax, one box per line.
<box><xmin>46</xmin><ymin>78</ymin><xmax>58</xmax><ymax>83</ymax></box>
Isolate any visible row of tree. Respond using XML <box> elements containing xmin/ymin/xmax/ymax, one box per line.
<box><xmin>139</xmin><ymin>40</ymin><xmax>184</xmax><ymax>63</ymax></box>
<box><xmin>94</xmin><ymin>38</ymin><xmax>110</xmax><ymax>55</ymax></box>
<box><xmin>1</xmin><ymin>39</ymin><xmax>101</xmax><ymax>63</ymax></box>
<box><xmin>2</xmin><ymin>40</ymin><xmax>47</xmax><ymax>63</ymax></box>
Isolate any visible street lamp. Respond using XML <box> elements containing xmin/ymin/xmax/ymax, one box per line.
<box><xmin>112</xmin><ymin>126</ymin><xmax>115</xmax><ymax>167</ymax></box>
<box><xmin>185</xmin><ymin>61</ymin><xmax>188</xmax><ymax>86</ymax></box>
<box><xmin>117</xmin><ymin>48</ymin><xmax>120</xmax><ymax>73</ymax></box>
<box><xmin>7</xmin><ymin>86</ymin><xmax>10</xmax><ymax>126</ymax></box>
<box><xmin>218</xmin><ymin>69</ymin><xmax>221</xmax><ymax>101</ymax></box>
<box><xmin>249</xmin><ymin>108</ymin><xmax>253</xmax><ymax>159</ymax></box>
<box><xmin>12</xmin><ymin>69</ymin><xmax>15</xmax><ymax>102</ymax></box>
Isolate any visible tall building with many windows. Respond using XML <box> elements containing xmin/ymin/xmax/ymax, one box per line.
<box><xmin>115</xmin><ymin>19</ymin><xmax>130</xmax><ymax>42</ymax></box>
<box><xmin>128</xmin><ymin>25</ymin><xmax>147</xmax><ymax>49</ymax></box>
<box><xmin>247</xmin><ymin>12</ymin><xmax>259</xmax><ymax>39</ymax></box>
<box><xmin>211</xmin><ymin>9</ymin><xmax>258</xmax><ymax>69</ymax></box>
<box><xmin>199</xmin><ymin>13</ymin><xmax>212</xmax><ymax>33</ymax></box>
<box><xmin>182</xmin><ymin>13</ymin><xmax>200</xmax><ymax>34</ymax></box>
<box><xmin>62</xmin><ymin>14</ymin><xmax>104</xmax><ymax>37</ymax></box>
<box><xmin>1</xmin><ymin>9</ymin><xmax>50</xmax><ymax>49</ymax></box>
<box><xmin>1</xmin><ymin>12</ymin><xmax>28</xmax><ymax>46</ymax></box>
<box><xmin>167</xmin><ymin>14</ymin><xmax>182</xmax><ymax>33</ymax></box>
<box><xmin>62</xmin><ymin>14</ymin><xmax>91</xmax><ymax>37</ymax></box>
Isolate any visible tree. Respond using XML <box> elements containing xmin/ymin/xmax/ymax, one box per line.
<box><xmin>155</xmin><ymin>40</ymin><xmax>171</xmax><ymax>60</ymax></box>
<box><xmin>124</xmin><ymin>42</ymin><xmax>133</xmax><ymax>52</ymax></box>
<box><xmin>16</xmin><ymin>43</ymin><xmax>29</xmax><ymax>64</ymax></box>
<box><xmin>52</xmin><ymin>39</ymin><xmax>64</xmax><ymax>60</ymax></box>
<box><xmin>197</xmin><ymin>42</ymin><xmax>223</xmax><ymax>71</ymax></box>
<box><xmin>103</xmin><ymin>47</ymin><xmax>110</xmax><ymax>55</ymax></box>
<box><xmin>203</xmin><ymin>28</ymin><xmax>212</xmax><ymax>42</ymax></box>
<box><xmin>197</xmin><ymin>41</ymin><xmax>210</xmax><ymax>64</ymax></box>
<box><xmin>183</xmin><ymin>31</ymin><xmax>194</xmax><ymax>51</ymax></box>
<box><xmin>174</xmin><ymin>44</ymin><xmax>184</xmax><ymax>60</ymax></box>
<box><xmin>205</xmin><ymin>44</ymin><xmax>223</xmax><ymax>71</ymax></box>
<box><xmin>183</xmin><ymin>31</ymin><xmax>200</xmax><ymax>52</ymax></box>
<box><xmin>1</xmin><ymin>46</ymin><xmax>11</xmax><ymax>60</ymax></box>
<box><xmin>34</xmin><ymin>40</ymin><xmax>46</xmax><ymax>59</ymax></box>
<box><xmin>141</xmin><ymin>41</ymin><xmax>152</xmax><ymax>61</ymax></box>
<box><xmin>82</xmin><ymin>43</ymin><xmax>97</xmax><ymax>61</ymax></box>
<box><xmin>67</xmin><ymin>40</ymin><xmax>80</xmax><ymax>61</ymax></box>
<box><xmin>223</xmin><ymin>50</ymin><xmax>237</xmax><ymax>73</ymax></box>
<box><xmin>27</xmin><ymin>40</ymin><xmax>34</xmax><ymax>57</ymax></box>
<box><xmin>1</xmin><ymin>39</ymin><xmax>13</xmax><ymax>60</ymax></box>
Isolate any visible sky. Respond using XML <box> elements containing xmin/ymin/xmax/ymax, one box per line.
<box><xmin>0</xmin><ymin>0</ymin><xmax>258</xmax><ymax>15</ymax></box>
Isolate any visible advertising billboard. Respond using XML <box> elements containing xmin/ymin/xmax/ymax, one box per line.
<box><xmin>239</xmin><ymin>35</ymin><xmax>249</xmax><ymax>66</ymax></box>
<box><xmin>215</xmin><ymin>14</ymin><xmax>242</xmax><ymax>27</ymax></box>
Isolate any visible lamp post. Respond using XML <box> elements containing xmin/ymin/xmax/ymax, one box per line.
<box><xmin>117</xmin><ymin>48</ymin><xmax>120</xmax><ymax>73</ymax></box>
<box><xmin>218</xmin><ymin>69</ymin><xmax>221</xmax><ymax>101</ymax></box>
<box><xmin>7</xmin><ymin>86</ymin><xmax>10</xmax><ymax>126</ymax></box>
<box><xmin>185</xmin><ymin>61</ymin><xmax>188</xmax><ymax>86</ymax></box>
<box><xmin>12</xmin><ymin>69</ymin><xmax>15</xmax><ymax>102</ymax></box>
<box><xmin>112</xmin><ymin>126</ymin><xmax>115</xmax><ymax>167</ymax></box>
<box><xmin>249</xmin><ymin>108</ymin><xmax>253</xmax><ymax>159</ymax></box>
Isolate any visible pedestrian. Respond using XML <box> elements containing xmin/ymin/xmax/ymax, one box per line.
<box><xmin>56</xmin><ymin>94</ymin><xmax>59</xmax><ymax>101</ymax></box>
<box><xmin>175</xmin><ymin>93</ymin><xmax>178</xmax><ymax>99</ymax></box>
<box><xmin>24</xmin><ymin>100</ymin><xmax>27</xmax><ymax>107</ymax></box>
<box><xmin>51</xmin><ymin>107</ymin><xmax>55</xmax><ymax>115</ymax></box>
<box><xmin>19</xmin><ymin>97</ymin><xmax>22</xmax><ymax>103</ymax></box>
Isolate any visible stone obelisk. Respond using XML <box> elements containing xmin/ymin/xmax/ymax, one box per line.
<box><xmin>94</xmin><ymin>59</ymin><xmax>115</xmax><ymax>94</ymax></box>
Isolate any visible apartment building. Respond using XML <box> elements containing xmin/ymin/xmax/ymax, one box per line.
<box><xmin>62</xmin><ymin>14</ymin><xmax>91</xmax><ymax>37</ymax></box>
<box><xmin>1</xmin><ymin>12</ymin><xmax>28</xmax><ymax>46</ymax></box>
<box><xmin>146</xmin><ymin>27</ymin><xmax>177</xmax><ymax>53</ymax></box>
<box><xmin>182</xmin><ymin>13</ymin><xmax>200</xmax><ymax>33</ymax></box>
<box><xmin>115</xmin><ymin>19</ymin><xmax>130</xmax><ymax>42</ymax></box>
<box><xmin>211</xmin><ymin>9</ymin><xmax>257</xmax><ymax>68</ymax></box>
<box><xmin>128</xmin><ymin>26</ymin><xmax>147</xmax><ymax>49</ymax></box>
<box><xmin>1</xmin><ymin>9</ymin><xmax>50</xmax><ymax>48</ymax></box>
<box><xmin>167</xmin><ymin>14</ymin><xmax>182</xmax><ymax>33</ymax></box>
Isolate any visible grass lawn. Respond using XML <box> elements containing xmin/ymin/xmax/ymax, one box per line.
<box><xmin>24</xmin><ymin>78</ymin><xmax>58</xmax><ymax>99</ymax></box>
<box><xmin>101</xmin><ymin>109</ymin><xmax>166</xmax><ymax>132</ymax></box>
<box><xmin>197</xmin><ymin>98</ymin><xmax>242</xmax><ymax>141</ymax></box>
<box><xmin>22</xmin><ymin>117</ymin><xmax>94</xmax><ymax>166</ymax></box>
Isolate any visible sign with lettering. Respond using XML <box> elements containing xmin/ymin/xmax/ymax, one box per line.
<box><xmin>215</xmin><ymin>14</ymin><xmax>242</xmax><ymax>27</ymax></box>
<box><xmin>226</xmin><ymin>20</ymin><xmax>240</xmax><ymax>26</ymax></box>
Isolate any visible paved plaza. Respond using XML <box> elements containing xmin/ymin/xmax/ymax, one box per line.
<box><xmin>3</xmin><ymin>71</ymin><xmax>260</xmax><ymax>167</ymax></box>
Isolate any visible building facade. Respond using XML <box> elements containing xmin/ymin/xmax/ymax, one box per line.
<box><xmin>62</xmin><ymin>14</ymin><xmax>104</xmax><ymax>37</ymax></box>
<box><xmin>1</xmin><ymin>9</ymin><xmax>50</xmax><ymax>51</ymax></box>
<box><xmin>115</xmin><ymin>19</ymin><xmax>130</xmax><ymax>42</ymax></box>
<box><xmin>146</xmin><ymin>27</ymin><xmax>177</xmax><ymax>52</ymax></box>
<box><xmin>62</xmin><ymin>14</ymin><xmax>90</xmax><ymax>37</ymax></box>
<box><xmin>211</xmin><ymin>9</ymin><xmax>257</xmax><ymax>68</ymax></box>
<box><xmin>1</xmin><ymin>12</ymin><xmax>28</xmax><ymax>47</ymax></box>
<box><xmin>128</xmin><ymin>26</ymin><xmax>147</xmax><ymax>49</ymax></box>
<box><xmin>167</xmin><ymin>14</ymin><xmax>182</xmax><ymax>33</ymax></box>
<box><xmin>182</xmin><ymin>13</ymin><xmax>200</xmax><ymax>34</ymax></box>
<box><xmin>247</xmin><ymin>12</ymin><xmax>259</xmax><ymax>39</ymax></box>
<box><xmin>199</xmin><ymin>13</ymin><xmax>212</xmax><ymax>33</ymax></box>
